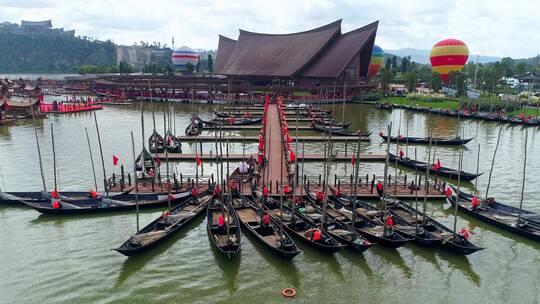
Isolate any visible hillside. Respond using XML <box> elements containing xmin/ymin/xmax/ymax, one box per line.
<box><xmin>0</xmin><ymin>32</ymin><xmax>117</xmax><ymax>72</ymax></box>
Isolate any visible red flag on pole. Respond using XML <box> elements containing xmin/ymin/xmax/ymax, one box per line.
<box><xmin>437</xmin><ymin>159</ymin><xmax>442</xmax><ymax>169</ymax></box>
<box><xmin>351</xmin><ymin>154</ymin><xmax>356</xmax><ymax>166</ymax></box>
<box><xmin>156</xmin><ymin>156</ymin><xmax>162</xmax><ymax>167</ymax></box>
<box><xmin>289</xmin><ymin>150</ymin><xmax>296</xmax><ymax>162</ymax></box>
<box><xmin>196</xmin><ymin>155</ymin><xmax>202</xmax><ymax>166</ymax></box>
<box><xmin>113</xmin><ymin>155</ymin><xmax>119</xmax><ymax>166</ymax></box>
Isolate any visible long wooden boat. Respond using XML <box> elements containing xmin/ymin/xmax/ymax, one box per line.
<box><xmin>330</xmin><ymin>195</ymin><xmax>441</xmax><ymax>247</ymax></box>
<box><xmin>185</xmin><ymin>117</ymin><xmax>204</xmax><ymax>136</ymax></box>
<box><xmin>449</xmin><ymin>186</ymin><xmax>540</xmax><ymax>242</ymax></box>
<box><xmin>165</xmin><ymin>130</ymin><xmax>182</xmax><ymax>153</ymax></box>
<box><xmin>235</xmin><ymin>196</ymin><xmax>301</xmax><ymax>259</ymax></box>
<box><xmin>114</xmin><ymin>193</ymin><xmax>212</xmax><ymax>256</ymax></box>
<box><xmin>207</xmin><ymin>195</ymin><xmax>241</xmax><ymax>258</ymax></box>
<box><xmin>204</xmin><ymin>117</ymin><xmax>262</xmax><ymax>126</ymax></box>
<box><xmin>378</xmin><ymin>134</ymin><xmax>474</xmax><ymax>146</ymax></box>
<box><xmin>309</xmin><ymin>192</ymin><xmax>410</xmax><ymax>248</ymax></box>
<box><xmin>312</xmin><ymin>124</ymin><xmax>371</xmax><ymax>137</ymax></box>
<box><xmin>301</xmin><ymin>194</ymin><xmax>373</xmax><ymax>252</ymax></box>
<box><xmin>20</xmin><ymin>191</ymin><xmax>191</xmax><ymax>215</ymax></box>
<box><xmin>388</xmin><ymin>153</ymin><xmax>482</xmax><ymax>182</ymax></box>
<box><xmin>136</xmin><ymin>147</ymin><xmax>155</xmax><ymax>175</ymax></box>
<box><xmin>254</xmin><ymin>192</ymin><xmax>342</xmax><ymax>253</ymax></box>
<box><xmin>148</xmin><ymin>130</ymin><xmax>165</xmax><ymax>153</ymax></box>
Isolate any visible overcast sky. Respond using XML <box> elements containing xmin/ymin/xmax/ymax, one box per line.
<box><xmin>1</xmin><ymin>0</ymin><xmax>538</xmax><ymax>58</ymax></box>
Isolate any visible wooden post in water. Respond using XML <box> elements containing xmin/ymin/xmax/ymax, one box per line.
<box><xmin>475</xmin><ymin>144</ymin><xmax>480</xmax><ymax>192</ymax></box>
<box><xmin>517</xmin><ymin>129</ymin><xmax>529</xmax><ymax>226</ymax></box>
<box><xmin>31</xmin><ymin>108</ymin><xmax>47</xmax><ymax>194</ymax></box>
<box><xmin>130</xmin><ymin>131</ymin><xmax>140</xmax><ymax>232</ymax></box>
<box><xmin>93</xmin><ymin>112</ymin><xmax>109</xmax><ymax>197</ymax></box>
<box><xmin>50</xmin><ymin>123</ymin><xmax>58</xmax><ymax>193</ymax></box>
<box><xmin>485</xmin><ymin>127</ymin><xmax>502</xmax><ymax>199</ymax></box>
<box><xmin>85</xmin><ymin>128</ymin><xmax>99</xmax><ymax>192</ymax></box>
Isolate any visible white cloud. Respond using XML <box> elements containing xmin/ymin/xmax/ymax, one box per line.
<box><xmin>0</xmin><ymin>0</ymin><xmax>538</xmax><ymax>58</ymax></box>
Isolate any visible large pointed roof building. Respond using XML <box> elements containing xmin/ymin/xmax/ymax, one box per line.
<box><xmin>215</xmin><ymin>20</ymin><xmax>378</xmax><ymax>89</ymax></box>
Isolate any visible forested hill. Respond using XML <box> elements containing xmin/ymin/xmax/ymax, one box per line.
<box><xmin>0</xmin><ymin>33</ymin><xmax>116</xmax><ymax>72</ymax></box>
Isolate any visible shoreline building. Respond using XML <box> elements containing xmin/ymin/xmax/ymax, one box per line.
<box><xmin>215</xmin><ymin>20</ymin><xmax>378</xmax><ymax>95</ymax></box>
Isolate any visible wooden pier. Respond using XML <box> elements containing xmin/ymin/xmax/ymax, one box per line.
<box><xmin>156</xmin><ymin>153</ymin><xmax>386</xmax><ymax>162</ymax></box>
<box><xmin>178</xmin><ymin>135</ymin><xmax>370</xmax><ymax>143</ymax></box>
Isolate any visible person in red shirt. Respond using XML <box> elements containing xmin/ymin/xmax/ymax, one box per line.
<box><xmin>312</xmin><ymin>229</ymin><xmax>322</xmax><ymax>241</ymax></box>
<box><xmin>376</xmin><ymin>181</ymin><xmax>384</xmax><ymax>198</ymax></box>
<box><xmin>262</xmin><ymin>185</ymin><xmax>269</xmax><ymax>197</ymax></box>
<box><xmin>471</xmin><ymin>196</ymin><xmax>479</xmax><ymax>210</ymax></box>
<box><xmin>261</xmin><ymin>212</ymin><xmax>271</xmax><ymax>233</ymax></box>
<box><xmin>399</xmin><ymin>149</ymin><xmax>405</xmax><ymax>159</ymax></box>
<box><xmin>316</xmin><ymin>191</ymin><xmax>324</xmax><ymax>202</ymax></box>
<box><xmin>459</xmin><ymin>228</ymin><xmax>470</xmax><ymax>239</ymax></box>
<box><xmin>213</xmin><ymin>185</ymin><xmax>222</xmax><ymax>197</ymax></box>
<box><xmin>384</xmin><ymin>215</ymin><xmax>394</xmax><ymax>237</ymax></box>
<box><xmin>218</xmin><ymin>213</ymin><xmax>225</xmax><ymax>233</ymax></box>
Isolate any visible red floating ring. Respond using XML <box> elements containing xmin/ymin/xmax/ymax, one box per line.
<box><xmin>282</xmin><ymin>288</ymin><xmax>296</xmax><ymax>298</ymax></box>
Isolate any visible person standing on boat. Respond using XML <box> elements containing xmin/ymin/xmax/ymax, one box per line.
<box><xmin>261</xmin><ymin>212</ymin><xmax>271</xmax><ymax>233</ymax></box>
<box><xmin>217</xmin><ymin>213</ymin><xmax>225</xmax><ymax>233</ymax></box>
<box><xmin>376</xmin><ymin>180</ymin><xmax>384</xmax><ymax>198</ymax></box>
<box><xmin>471</xmin><ymin>196</ymin><xmax>479</xmax><ymax>211</ymax></box>
<box><xmin>384</xmin><ymin>214</ymin><xmax>394</xmax><ymax>237</ymax></box>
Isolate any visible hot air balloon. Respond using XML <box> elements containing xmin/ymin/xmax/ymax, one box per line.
<box><xmin>171</xmin><ymin>46</ymin><xmax>199</xmax><ymax>70</ymax></box>
<box><xmin>368</xmin><ymin>45</ymin><xmax>384</xmax><ymax>77</ymax></box>
<box><xmin>429</xmin><ymin>39</ymin><xmax>469</xmax><ymax>84</ymax></box>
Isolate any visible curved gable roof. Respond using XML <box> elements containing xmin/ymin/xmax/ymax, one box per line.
<box><xmin>299</xmin><ymin>21</ymin><xmax>378</xmax><ymax>78</ymax></box>
<box><xmin>220</xmin><ymin>20</ymin><xmax>342</xmax><ymax>77</ymax></box>
<box><xmin>214</xmin><ymin>35</ymin><xmax>237</xmax><ymax>74</ymax></box>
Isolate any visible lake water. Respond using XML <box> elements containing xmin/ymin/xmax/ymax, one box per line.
<box><xmin>1</xmin><ymin>102</ymin><xmax>539</xmax><ymax>303</ymax></box>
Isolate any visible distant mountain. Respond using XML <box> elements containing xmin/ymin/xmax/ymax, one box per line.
<box><xmin>385</xmin><ymin>48</ymin><xmax>501</xmax><ymax>65</ymax></box>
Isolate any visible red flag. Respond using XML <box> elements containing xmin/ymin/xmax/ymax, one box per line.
<box><xmin>257</xmin><ymin>153</ymin><xmax>263</xmax><ymax>165</ymax></box>
<box><xmin>226</xmin><ymin>117</ymin><xmax>234</xmax><ymax>125</ymax></box>
<box><xmin>399</xmin><ymin>149</ymin><xmax>404</xmax><ymax>158</ymax></box>
<box><xmin>156</xmin><ymin>156</ymin><xmax>162</xmax><ymax>167</ymax></box>
<box><xmin>289</xmin><ymin>150</ymin><xmax>296</xmax><ymax>162</ymax></box>
<box><xmin>351</xmin><ymin>154</ymin><xmax>356</xmax><ymax>165</ymax></box>
<box><xmin>113</xmin><ymin>155</ymin><xmax>119</xmax><ymax>166</ymax></box>
<box><xmin>286</xmin><ymin>135</ymin><xmax>292</xmax><ymax>143</ymax></box>
<box><xmin>196</xmin><ymin>155</ymin><xmax>201</xmax><ymax>166</ymax></box>
<box><xmin>445</xmin><ymin>187</ymin><xmax>453</xmax><ymax>197</ymax></box>
<box><xmin>431</xmin><ymin>164</ymin><xmax>437</xmax><ymax>171</ymax></box>
<box><xmin>437</xmin><ymin>159</ymin><xmax>441</xmax><ymax>169</ymax></box>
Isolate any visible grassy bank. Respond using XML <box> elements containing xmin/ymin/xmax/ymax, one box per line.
<box><xmin>509</xmin><ymin>108</ymin><xmax>540</xmax><ymax>116</ymax></box>
<box><xmin>379</xmin><ymin>97</ymin><xmax>460</xmax><ymax>110</ymax></box>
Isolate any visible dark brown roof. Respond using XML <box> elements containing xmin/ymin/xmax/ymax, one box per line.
<box><xmin>214</xmin><ymin>35</ymin><xmax>237</xmax><ymax>74</ymax></box>
<box><xmin>220</xmin><ymin>20</ymin><xmax>342</xmax><ymax>77</ymax></box>
<box><xmin>299</xmin><ymin>21</ymin><xmax>378</xmax><ymax>78</ymax></box>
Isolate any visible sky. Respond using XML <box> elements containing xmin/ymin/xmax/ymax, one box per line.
<box><xmin>1</xmin><ymin>0</ymin><xmax>539</xmax><ymax>58</ymax></box>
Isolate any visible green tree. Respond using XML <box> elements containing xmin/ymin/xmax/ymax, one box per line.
<box><xmin>400</xmin><ymin>56</ymin><xmax>410</xmax><ymax>73</ymax></box>
<box><xmin>403</xmin><ymin>71</ymin><xmax>418</xmax><ymax>93</ymax></box>
<box><xmin>391</xmin><ymin>56</ymin><xmax>397</xmax><ymax>70</ymax></box>
<box><xmin>379</xmin><ymin>69</ymin><xmax>392</xmax><ymax>95</ymax></box>
<box><xmin>207</xmin><ymin>54</ymin><xmax>213</xmax><ymax>73</ymax></box>
<box><xmin>384</xmin><ymin>57</ymin><xmax>391</xmax><ymax>70</ymax></box>
<box><xmin>184</xmin><ymin>62</ymin><xmax>194</xmax><ymax>74</ymax></box>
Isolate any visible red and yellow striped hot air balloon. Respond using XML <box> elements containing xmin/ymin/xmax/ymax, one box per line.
<box><xmin>429</xmin><ymin>39</ymin><xmax>469</xmax><ymax>84</ymax></box>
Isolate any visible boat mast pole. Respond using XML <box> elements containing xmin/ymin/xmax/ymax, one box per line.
<box><xmin>164</xmin><ymin>113</ymin><xmax>171</xmax><ymax>210</ymax></box>
<box><xmin>51</xmin><ymin>123</ymin><xmax>57</xmax><ymax>192</ymax></box>
<box><xmin>300</xmin><ymin>139</ymin><xmax>305</xmax><ymax>198</ymax></box>
<box><xmin>321</xmin><ymin>129</ymin><xmax>332</xmax><ymax>230</ymax></box>
<box><xmin>341</xmin><ymin>80</ymin><xmax>346</xmax><ymax>125</ymax></box>
<box><xmin>517</xmin><ymin>129</ymin><xmax>529</xmax><ymax>226</ymax></box>
<box><xmin>414</xmin><ymin>148</ymin><xmax>419</xmax><ymax>234</ymax></box>
<box><xmin>130</xmin><ymin>131</ymin><xmax>140</xmax><ymax>232</ymax></box>
<box><xmin>394</xmin><ymin>111</ymin><xmax>402</xmax><ymax>196</ymax></box>
<box><xmin>85</xmin><ymin>128</ymin><xmax>99</xmax><ymax>191</ymax></box>
<box><xmin>292</xmin><ymin>106</ymin><xmax>300</xmax><ymax>223</ymax></box>
<box><xmin>352</xmin><ymin>131</ymin><xmax>361</xmax><ymax>230</ymax></box>
<box><xmin>422</xmin><ymin>116</ymin><xmax>434</xmax><ymax>218</ymax></box>
<box><xmin>474</xmin><ymin>144</ymin><xmax>480</xmax><ymax>192</ymax></box>
<box><xmin>149</xmin><ymin>80</ymin><xmax>156</xmax><ymax>131</ymax></box>
<box><xmin>140</xmin><ymin>89</ymin><xmax>146</xmax><ymax>176</ymax></box>
<box><xmin>453</xmin><ymin>135</ymin><xmax>464</xmax><ymax>239</ymax></box>
<box><xmin>31</xmin><ymin>108</ymin><xmax>47</xmax><ymax>193</ymax></box>
<box><xmin>485</xmin><ymin>127</ymin><xmax>502</xmax><ymax>199</ymax></box>
<box><xmin>382</xmin><ymin>122</ymin><xmax>392</xmax><ymax>208</ymax></box>
<box><xmin>93</xmin><ymin>112</ymin><xmax>109</xmax><ymax>198</ymax></box>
